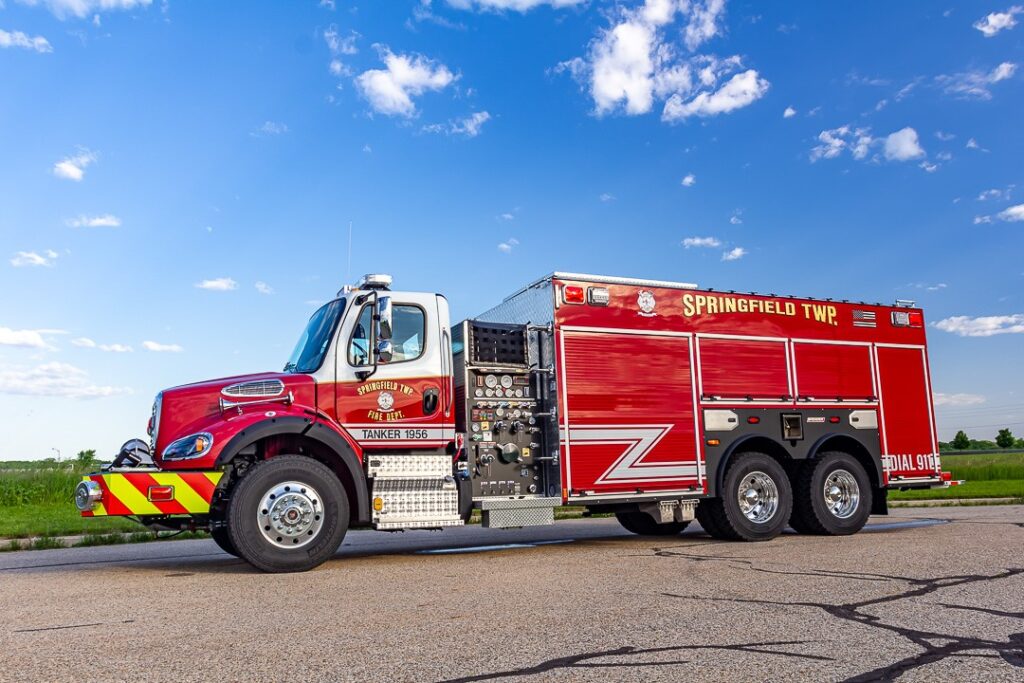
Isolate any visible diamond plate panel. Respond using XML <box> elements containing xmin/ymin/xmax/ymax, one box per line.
<box><xmin>475</xmin><ymin>280</ymin><xmax>555</xmax><ymax>326</ymax></box>
<box><xmin>482</xmin><ymin>506</ymin><xmax>555</xmax><ymax>528</ymax></box>
<box><xmin>365</xmin><ymin>454</ymin><xmax>452</xmax><ymax>480</ymax></box>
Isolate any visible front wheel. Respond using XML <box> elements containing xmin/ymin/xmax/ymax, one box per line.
<box><xmin>790</xmin><ymin>452</ymin><xmax>872</xmax><ymax>535</ymax></box>
<box><xmin>615</xmin><ymin>510</ymin><xmax>690</xmax><ymax>535</ymax></box>
<box><xmin>227</xmin><ymin>456</ymin><xmax>349</xmax><ymax>573</ymax></box>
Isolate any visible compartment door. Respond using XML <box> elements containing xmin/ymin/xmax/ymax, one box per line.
<box><xmin>875</xmin><ymin>345</ymin><xmax>941</xmax><ymax>484</ymax></box>
<box><xmin>560</xmin><ymin>329</ymin><xmax>701</xmax><ymax>497</ymax></box>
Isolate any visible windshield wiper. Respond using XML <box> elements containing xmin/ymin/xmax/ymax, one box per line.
<box><xmin>283</xmin><ymin>362</ymin><xmax>297</xmax><ymax>372</ymax></box>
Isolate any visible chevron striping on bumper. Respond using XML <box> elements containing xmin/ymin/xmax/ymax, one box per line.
<box><xmin>81</xmin><ymin>471</ymin><xmax>224</xmax><ymax>517</ymax></box>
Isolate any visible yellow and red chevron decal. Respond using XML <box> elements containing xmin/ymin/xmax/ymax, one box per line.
<box><xmin>80</xmin><ymin>471</ymin><xmax>223</xmax><ymax>517</ymax></box>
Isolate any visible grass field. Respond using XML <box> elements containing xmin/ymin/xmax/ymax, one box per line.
<box><xmin>1</xmin><ymin>451</ymin><xmax>1022</xmax><ymax>543</ymax></box>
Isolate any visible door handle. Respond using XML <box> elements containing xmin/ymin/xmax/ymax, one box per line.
<box><xmin>423</xmin><ymin>387</ymin><xmax>440</xmax><ymax>415</ymax></box>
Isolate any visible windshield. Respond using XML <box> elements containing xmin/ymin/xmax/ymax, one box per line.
<box><xmin>283</xmin><ymin>298</ymin><xmax>346</xmax><ymax>373</ymax></box>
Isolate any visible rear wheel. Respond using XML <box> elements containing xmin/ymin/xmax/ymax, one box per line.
<box><xmin>698</xmin><ymin>452</ymin><xmax>792</xmax><ymax>541</ymax></box>
<box><xmin>790</xmin><ymin>452</ymin><xmax>872</xmax><ymax>535</ymax></box>
<box><xmin>227</xmin><ymin>455</ymin><xmax>349</xmax><ymax>573</ymax></box>
<box><xmin>615</xmin><ymin>510</ymin><xmax>690</xmax><ymax>535</ymax></box>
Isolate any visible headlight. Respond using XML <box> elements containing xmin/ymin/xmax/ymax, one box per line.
<box><xmin>75</xmin><ymin>480</ymin><xmax>103</xmax><ymax>512</ymax></box>
<box><xmin>148</xmin><ymin>392</ymin><xmax>163</xmax><ymax>453</ymax></box>
<box><xmin>161</xmin><ymin>432</ymin><xmax>213</xmax><ymax>461</ymax></box>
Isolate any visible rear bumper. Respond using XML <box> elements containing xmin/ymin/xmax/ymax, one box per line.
<box><xmin>76</xmin><ymin>470</ymin><xmax>223</xmax><ymax>517</ymax></box>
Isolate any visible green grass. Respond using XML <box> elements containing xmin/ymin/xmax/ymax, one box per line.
<box><xmin>888</xmin><ymin>479</ymin><xmax>1024</xmax><ymax>500</ymax></box>
<box><xmin>939</xmin><ymin>452</ymin><xmax>1024</xmax><ymax>482</ymax></box>
<box><xmin>0</xmin><ymin>503</ymin><xmax>144</xmax><ymax>539</ymax></box>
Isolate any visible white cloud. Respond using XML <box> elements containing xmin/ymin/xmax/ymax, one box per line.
<box><xmin>663</xmin><ymin>68</ymin><xmax>769</xmax><ymax>122</ymax></box>
<box><xmin>255</xmin><ymin>281</ymin><xmax>273</xmax><ymax>295</ymax></box>
<box><xmin>783</xmin><ymin>105</ymin><xmax>796</xmax><ymax>118</ymax></box>
<box><xmin>253</xmin><ymin>121</ymin><xmax>288</xmax><ymax>136</ymax></box>
<box><xmin>809</xmin><ymin>125</ymin><xmax>875</xmax><ymax>161</ymax></box>
<box><xmin>966</xmin><ymin>137</ymin><xmax>988</xmax><ymax>151</ymax></box>
<box><xmin>499</xmin><ymin>212</ymin><xmax>515</xmax><ymax>220</ymax></box>
<box><xmin>937</xmin><ymin>62</ymin><xmax>1017</xmax><ymax>100</ymax></box>
<box><xmin>497</xmin><ymin>237</ymin><xmax>519</xmax><ymax>253</ymax></box>
<box><xmin>72</xmin><ymin>337</ymin><xmax>132</xmax><ymax>352</ymax></box>
<box><xmin>997</xmin><ymin>204</ymin><xmax>1024</xmax><ymax>222</ymax></box>
<box><xmin>0</xmin><ymin>327</ymin><xmax>55</xmax><ymax>349</ymax></box>
<box><xmin>682</xmin><ymin>236</ymin><xmax>721</xmax><ymax>248</ymax></box>
<box><xmin>320</xmin><ymin>0</ymin><xmax>335</xmax><ymax>8</ymax></box>
<box><xmin>0</xmin><ymin>361</ymin><xmax>131</xmax><ymax>399</ymax></box>
<box><xmin>0</xmin><ymin>28</ymin><xmax>53</xmax><ymax>52</ymax></box>
<box><xmin>52</xmin><ymin>147</ymin><xmax>96</xmax><ymax>181</ymax></box>
<box><xmin>425</xmin><ymin>111</ymin><xmax>492</xmax><ymax>137</ymax></box>
<box><xmin>142</xmin><ymin>340</ymin><xmax>183</xmax><ymax>352</ymax></box>
<box><xmin>973</xmin><ymin>6</ymin><xmax>1022</xmax><ymax>37</ymax></box>
<box><xmin>978</xmin><ymin>187</ymin><xmax>1013</xmax><ymax>201</ymax></box>
<box><xmin>680</xmin><ymin>173</ymin><xmax>696</xmax><ymax>187</ymax></box>
<box><xmin>355</xmin><ymin>46</ymin><xmax>457</xmax><ymax>117</ymax></box>
<box><xmin>974</xmin><ymin>215</ymin><xmax>993</xmax><ymax>224</ymax></box>
<box><xmin>445</xmin><ymin>0</ymin><xmax>584</xmax><ymax>11</ymax></box>
<box><xmin>362</xmin><ymin>144</ymin><xmax>372</xmax><ymax>153</ymax></box>
<box><xmin>933</xmin><ymin>392</ymin><xmax>986</xmax><ymax>407</ymax></box>
<box><xmin>16</xmin><ymin>0</ymin><xmax>152</xmax><ymax>20</ymax></box>
<box><xmin>919</xmin><ymin>161</ymin><xmax>939</xmax><ymax>173</ymax></box>
<box><xmin>566</xmin><ymin>1</ymin><xmax>766</xmax><ymax>122</ymax></box>
<box><xmin>66</xmin><ymin>214</ymin><xmax>120</xmax><ymax>228</ymax></box>
<box><xmin>721</xmin><ymin>246</ymin><xmax>747</xmax><ymax>261</ymax></box>
<box><xmin>884</xmin><ymin>127</ymin><xmax>925</xmax><ymax>161</ymax></box>
<box><xmin>729</xmin><ymin>211</ymin><xmax>743</xmax><ymax>224</ymax></box>
<box><xmin>324</xmin><ymin>25</ymin><xmax>358</xmax><ymax>55</ymax></box>
<box><xmin>10</xmin><ymin>249</ymin><xmax>58</xmax><ymax>267</ymax></box>
<box><xmin>933</xmin><ymin>314</ymin><xmax>1024</xmax><ymax>337</ymax></box>
<box><xmin>599</xmin><ymin>192</ymin><xmax>615</xmax><ymax>202</ymax></box>
<box><xmin>935</xmin><ymin>130</ymin><xmax>956</xmax><ymax>141</ymax></box>
<box><xmin>196</xmin><ymin>277</ymin><xmax>237</xmax><ymax>291</ymax></box>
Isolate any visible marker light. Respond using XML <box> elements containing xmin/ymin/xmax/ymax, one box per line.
<box><xmin>891</xmin><ymin>310</ymin><xmax>924</xmax><ymax>328</ymax></box>
<box><xmin>563</xmin><ymin>286</ymin><xmax>585</xmax><ymax>304</ymax></box>
<box><xmin>147</xmin><ymin>485</ymin><xmax>175</xmax><ymax>502</ymax></box>
<box><xmin>587</xmin><ymin>287</ymin><xmax>610</xmax><ymax>306</ymax></box>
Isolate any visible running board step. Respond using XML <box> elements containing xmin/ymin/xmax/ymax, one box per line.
<box><xmin>479</xmin><ymin>498</ymin><xmax>560</xmax><ymax>529</ymax></box>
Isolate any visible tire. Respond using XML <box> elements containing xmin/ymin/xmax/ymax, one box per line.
<box><xmin>210</xmin><ymin>526</ymin><xmax>239</xmax><ymax>557</ymax></box>
<box><xmin>226</xmin><ymin>455</ymin><xmax>349</xmax><ymax>573</ymax></box>
<box><xmin>790</xmin><ymin>451</ymin><xmax>872</xmax><ymax>536</ymax></box>
<box><xmin>615</xmin><ymin>510</ymin><xmax>690</xmax><ymax>535</ymax></box>
<box><xmin>700</xmin><ymin>452</ymin><xmax>793</xmax><ymax>541</ymax></box>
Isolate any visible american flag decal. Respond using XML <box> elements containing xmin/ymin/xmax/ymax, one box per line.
<box><xmin>853</xmin><ymin>310</ymin><xmax>877</xmax><ymax>328</ymax></box>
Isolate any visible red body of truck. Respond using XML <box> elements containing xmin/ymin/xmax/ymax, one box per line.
<box><xmin>75</xmin><ymin>273</ymin><xmax>949</xmax><ymax>572</ymax></box>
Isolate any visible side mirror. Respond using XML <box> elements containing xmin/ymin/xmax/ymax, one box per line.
<box><xmin>377</xmin><ymin>340</ymin><xmax>394</xmax><ymax>364</ymax></box>
<box><xmin>377</xmin><ymin>296</ymin><xmax>393</xmax><ymax>341</ymax></box>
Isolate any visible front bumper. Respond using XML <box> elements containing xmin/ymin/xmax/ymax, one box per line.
<box><xmin>77</xmin><ymin>470</ymin><xmax>223</xmax><ymax>517</ymax></box>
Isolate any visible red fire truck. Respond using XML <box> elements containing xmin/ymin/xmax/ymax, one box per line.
<box><xmin>76</xmin><ymin>273</ymin><xmax>951</xmax><ymax>572</ymax></box>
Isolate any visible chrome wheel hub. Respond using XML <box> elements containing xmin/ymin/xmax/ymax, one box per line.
<box><xmin>737</xmin><ymin>471</ymin><xmax>779</xmax><ymax>524</ymax></box>
<box><xmin>258</xmin><ymin>481</ymin><xmax>324</xmax><ymax>549</ymax></box>
<box><xmin>823</xmin><ymin>469</ymin><xmax>860</xmax><ymax>519</ymax></box>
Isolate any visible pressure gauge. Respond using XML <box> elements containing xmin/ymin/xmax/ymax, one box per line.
<box><xmin>474</xmin><ymin>388</ymin><xmax>484</xmax><ymax>397</ymax></box>
<box><xmin>512</xmin><ymin>409</ymin><xmax>522</xmax><ymax>419</ymax></box>
<box><xmin>471</xmin><ymin>423</ymin><xmax>481</xmax><ymax>433</ymax></box>
<box><xmin>500</xmin><ymin>375</ymin><xmax>514</xmax><ymax>389</ymax></box>
<box><xmin>485</xmin><ymin>389</ymin><xmax>494</xmax><ymax>397</ymax></box>
<box><xmin>484</xmin><ymin>374</ymin><xmax>499</xmax><ymax>388</ymax></box>
<box><xmin>495</xmin><ymin>407</ymin><xmax>506</xmax><ymax>418</ymax></box>
<box><xmin>514</xmin><ymin>389</ymin><xmax>524</xmax><ymax>398</ymax></box>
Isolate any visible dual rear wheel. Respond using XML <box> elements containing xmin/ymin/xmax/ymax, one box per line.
<box><xmin>696</xmin><ymin>450</ymin><xmax>872</xmax><ymax>541</ymax></box>
<box><xmin>613</xmin><ymin>450</ymin><xmax>872</xmax><ymax>541</ymax></box>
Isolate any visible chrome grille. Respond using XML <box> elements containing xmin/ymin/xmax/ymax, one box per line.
<box><xmin>221</xmin><ymin>379</ymin><xmax>285</xmax><ymax>398</ymax></box>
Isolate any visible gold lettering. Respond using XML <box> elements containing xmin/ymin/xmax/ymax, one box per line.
<box><xmin>785</xmin><ymin>302</ymin><xmax>796</xmax><ymax>316</ymax></box>
<box><xmin>682</xmin><ymin>294</ymin><xmax>696</xmax><ymax>317</ymax></box>
<box><xmin>707</xmin><ymin>296</ymin><xmax>719</xmax><ymax>314</ymax></box>
<box><xmin>724</xmin><ymin>298</ymin><xmax>737</xmax><ymax>313</ymax></box>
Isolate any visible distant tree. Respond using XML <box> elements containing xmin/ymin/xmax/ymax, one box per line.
<box><xmin>952</xmin><ymin>430</ymin><xmax>970</xmax><ymax>450</ymax></box>
<box><xmin>996</xmin><ymin>428</ymin><xmax>1016</xmax><ymax>449</ymax></box>
<box><xmin>75</xmin><ymin>449</ymin><xmax>97</xmax><ymax>468</ymax></box>
<box><xmin>970</xmin><ymin>439</ymin><xmax>997</xmax><ymax>450</ymax></box>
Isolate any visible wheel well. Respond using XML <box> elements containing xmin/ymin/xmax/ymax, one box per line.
<box><xmin>809</xmin><ymin>435</ymin><xmax>882</xmax><ymax>489</ymax></box>
<box><xmin>713</xmin><ymin>436</ymin><xmax>794</xmax><ymax>496</ymax></box>
<box><xmin>226</xmin><ymin>433</ymin><xmax>369</xmax><ymax>525</ymax></box>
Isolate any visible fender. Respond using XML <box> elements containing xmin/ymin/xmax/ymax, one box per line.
<box><xmin>709</xmin><ymin>434</ymin><xmax>789</xmax><ymax>497</ymax></box>
<box><xmin>805</xmin><ymin>432</ymin><xmax>885</xmax><ymax>490</ymax></box>
<box><xmin>215</xmin><ymin>416</ymin><xmax>369</xmax><ymax>524</ymax></box>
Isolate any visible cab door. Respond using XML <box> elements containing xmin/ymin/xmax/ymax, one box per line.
<box><xmin>335</xmin><ymin>291</ymin><xmax>454</xmax><ymax>452</ymax></box>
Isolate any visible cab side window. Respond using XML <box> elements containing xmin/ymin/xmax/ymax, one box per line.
<box><xmin>348</xmin><ymin>303</ymin><xmax>426</xmax><ymax>366</ymax></box>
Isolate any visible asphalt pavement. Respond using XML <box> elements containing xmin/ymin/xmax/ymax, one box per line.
<box><xmin>1</xmin><ymin>506</ymin><xmax>1022</xmax><ymax>682</ymax></box>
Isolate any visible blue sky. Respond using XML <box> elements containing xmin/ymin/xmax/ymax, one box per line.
<box><xmin>1</xmin><ymin>0</ymin><xmax>1022</xmax><ymax>460</ymax></box>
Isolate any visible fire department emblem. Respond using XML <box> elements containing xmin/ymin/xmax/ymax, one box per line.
<box><xmin>637</xmin><ymin>290</ymin><xmax>657</xmax><ymax>317</ymax></box>
<box><xmin>377</xmin><ymin>391</ymin><xmax>395</xmax><ymax>413</ymax></box>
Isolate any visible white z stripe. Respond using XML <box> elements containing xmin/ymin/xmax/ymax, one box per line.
<box><xmin>567</xmin><ymin>425</ymin><xmax>699</xmax><ymax>483</ymax></box>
